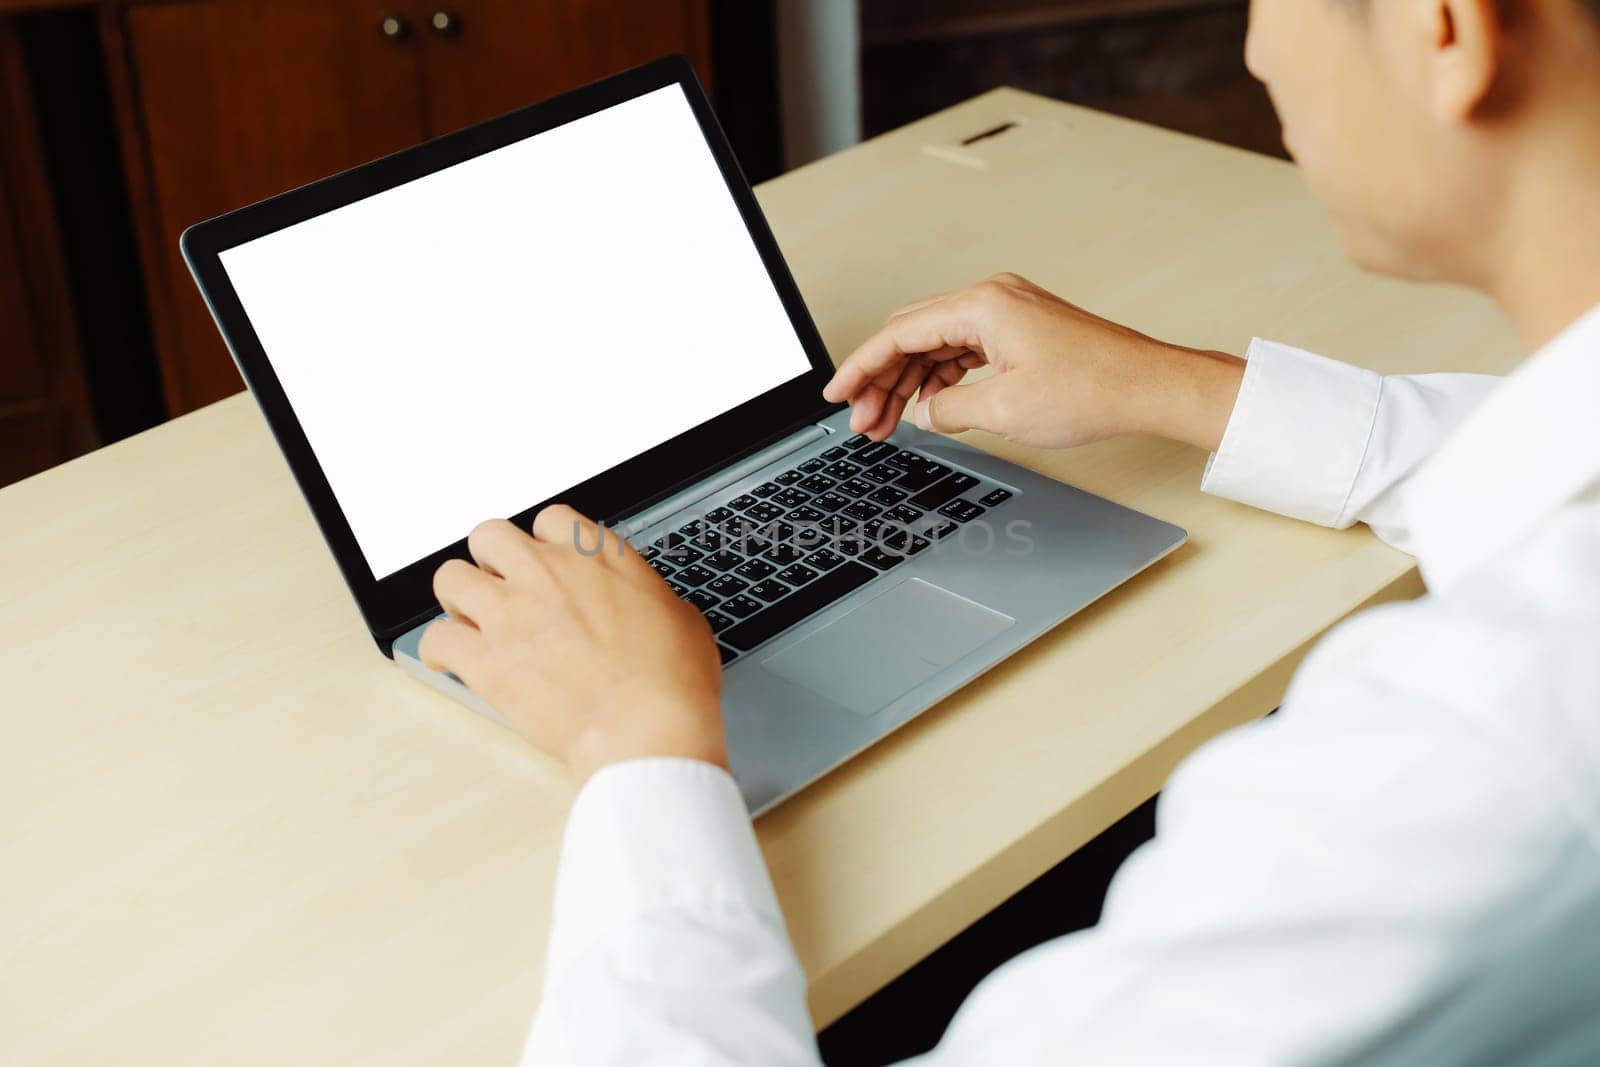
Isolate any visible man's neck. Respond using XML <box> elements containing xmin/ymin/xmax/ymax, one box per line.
<box><xmin>1476</xmin><ymin>84</ymin><xmax>1600</xmax><ymax>352</ymax></box>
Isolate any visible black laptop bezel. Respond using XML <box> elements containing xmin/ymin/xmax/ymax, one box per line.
<box><xmin>180</xmin><ymin>54</ymin><xmax>840</xmax><ymax>653</ymax></box>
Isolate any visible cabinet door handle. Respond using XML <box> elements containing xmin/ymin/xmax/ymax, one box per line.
<box><xmin>429</xmin><ymin>9</ymin><xmax>461</xmax><ymax>36</ymax></box>
<box><xmin>379</xmin><ymin>13</ymin><xmax>410</xmax><ymax>41</ymax></box>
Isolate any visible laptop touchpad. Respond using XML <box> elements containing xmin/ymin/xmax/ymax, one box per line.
<box><xmin>762</xmin><ymin>579</ymin><xmax>1015</xmax><ymax>716</ymax></box>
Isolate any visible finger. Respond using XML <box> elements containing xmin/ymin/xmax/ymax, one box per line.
<box><xmin>823</xmin><ymin>295</ymin><xmax>985</xmax><ymax>403</ymax></box>
<box><xmin>531</xmin><ymin>503</ymin><xmax>626</xmax><ymax>562</ymax></box>
<box><xmin>868</xmin><ymin>358</ymin><xmax>937</xmax><ymax>439</ymax></box>
<box><xmin>467</xmin><ymin>519</ymin><xmax>536</xmax><ymax>579</ymax></box>
<box><xmin>914</xmin><ymin>377</ymin><xmax>1004</xmax><ymax>435</ymax></box>
<box><xmin>418</xmin><ymin>615</ymin><xmax>481</xmax><ymax>676</ymax></box>
<box><xmin>848</xmin><ymin>344</ymin><xmax>975</xmax><ymax>434</ymax></box>
<box><xmin>847</xmin><ymin>383</ymin><xmax>889</xmax><ymax>433</ymax></box>
<box><xmin>866</xmin><ymin>343</ymin><xmax>968</xmax><ymax>393</ymax></box>
<box><xmin>916</xmin><ymin>361</ymin><xmax>966</xmax><ymax>406</ymax></box>
<box><xmin>433</xmin><ymin>558</ymin><xmax>501</xmax><ymax>627</ymax></box>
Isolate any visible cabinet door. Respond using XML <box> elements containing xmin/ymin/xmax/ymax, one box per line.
<box><xmin>0</xmin><ymin>20</ymin><xmax>92</xmax><ymax>486</ymax></box>
<box><xmin>416</xmin><ymin>0</ymin><xmax>711</xmax><ymax>136</ymax></box>
<box><xmin>121</xmin><ymin>0</ymin><xmax>428</xmax><ymax>412</ymax></box>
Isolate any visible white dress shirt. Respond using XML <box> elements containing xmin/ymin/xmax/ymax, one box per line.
<box><xmin>521</xmin><ymin>303</ymin><xmax>1600</xmax><ymax>1066</ymax></box>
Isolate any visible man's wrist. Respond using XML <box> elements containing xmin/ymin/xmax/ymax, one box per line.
<box><xmin>567</xmin><ymin>703</ymin><xmax>730</xmax><ymax>789</ymax></box>
<box><xmin>1135</xmin><ymin>344</ymin><xmax>1246</xmax><ymax>453</ymax></box>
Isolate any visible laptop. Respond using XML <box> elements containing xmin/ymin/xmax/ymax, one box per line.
<box><xmin>182</xmin><ymin>55</ymin><xmax>1186</xmax><ymax>815</ymax></box>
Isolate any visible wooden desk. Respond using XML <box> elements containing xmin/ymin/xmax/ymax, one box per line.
<box><xmin>0</xmin><ymin>89</ymin><xmax>1518</xmax><ymax>1064</ymax></box>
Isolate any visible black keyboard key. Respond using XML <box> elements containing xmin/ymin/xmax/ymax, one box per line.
<box><xmin>685</xmin><ymin>589</ymin><xmax>720</xmax><ymax>612</ymax></box>
<box><xmin>750</xmin><ymin>481</ymin><xmax>782</xmax><ymax>498</ymax></box>
<box><xmin>878</xmin><ymin>528</ymin><xmax>931</xmax><ymax>556</ymax></box>
<box><xmin>703</xmin><ymin>550</ymin><xmax>744</xmax><ymax>573</ymax></box>
<box><xmin>798</xmin><ymin>457</ymin><xmax>826</xmax><ymax>473</ymax></box>
<box><xmin>676</xmin><ymin>564</ymin><xmax>717</xmax><ymax>587</ymax></box>
<box><xmin>718</xmin><ymin>643</ymin><xmax>737</xmax><ymax>665</ymax></box>
<box><xmin>667</xmin><ymin>579</ymin><xmax>690</xmax><ymax>597</ymax></box>
<box><xmin>735</xmin><ymin>558</ymin><xmax>777</xmax><ymax>581</ymax></box>
<box><xmin>749</xmin><ymin>579</ymin><xmax>790</xmax><ymax>603</ymax></box>
<box><xmin>815</xmin><ymin>491</ymin><xmax>852</xmax><ymax>512</ymax></box>
<box><xmin>723</xmin><ymin>593</ymin><xmax>763</xmax><ymax>619</ymax></box>
<box><xmin>707</xmin><ymin>573</ymin><xmax>748</xmax><ymax>598</ymax></box>
<box><xmin>721</xmin><ymin>561</ymin><xmax>877</xmax><ymax>651</ymax></box>
<box><xmin>860</xmin><ymin>546</ymin><xmax>908</xmax><ymax>571</ymax></box>
<box><xmin>861</xmin><ymin>462</ymin><xmax>899</xmax><ymax>484</ymax></box>
<box><xmin>937</xmin><ymin>499</ymin><xmax>986</xmax><ymax>523</ymax></box>
<box><xmin>705</xmin><ymin>506</ymin><xmax>736</xmax><ymax>524</ymax></box>
<box><xmin>843</xmin><ymin>500</ymin><xmax>882</xmax><ymax>522</ymax></box>
<box><xmin>746</xmin><ymin>501</ymin><xmax>784</xmax><ymax>523</ymax></box>
<box><xmin>839</xmin><ymin>477</ymin><xmax>875</xmax><ymax>498</ymax></box>
<box><xmin>879</xmin><ymin>526</ymin><xmax>912</xmax><ymax>552</ymax></box>
<box><xmin>721</xmin><ymin>515</ymin><xmax>761</xmax><ymax>539</ymax></box>
<box><xmin>766</xmin><ymin>543</ymin><xmax>806</xmax><ymax>565</ymax></box>
<box><xmin>821</xmin><ymin>445</ymin><xmax>849</xmax><ymax>461</ymax></box>
<box><xmin>842</xmin><ymin>434</ymin><xmax>870</xmax><ymax>450</ymax></box>
<box><xmin>786</xmin><ymin>504</ymin><xmax>826</xmax><ymax>525</ymax></box>
<box><xmin>639</xmin><ymin>545</ymin><xmax>662</xmax><ymax>562</ymax></box>
<box><xmin>797</xmin><ymin>473</ymin><xmax>835</xmax><ymax>495</ymax></box>
<box><xmin>774</xmin><ymin>469</ymin><xmax>804</xmax><ymax>486</ymax></box>
<box><xmin>805</xmin><ymin>547</ymin><xmax>846</xmax><ymax>571</ymax></box>
<box><xmin>729</xmin><ymin>494</ymin><xmax>759</xmax><ymax>511</ymax></box>
<box><xmin>895</xmin><ymin>459</ymin><xmax>953</xmax><ymax>491</ymax></box>
<box><xmin>822</xmin><ymin>460</ymin><xmax>863</xmax><ymax>480</ymax></box>
<box><xmin>650</xmin><ymin>531</ymin><xmax>690</xmax><ymax>555</ymax></box>
<box><xmin>776</xmin><ymin>563</ymin><xmax>819</xmax><ymax>587</ymax></box>
<box><xmin>856</xmin><ymin>441</ymin><xmax>897</xmax><ymax>465</ymax></box>
<box><xmin>790</xmin><ymin>522</ymin><xmax>831</xmax><ymax>551</ymax></box>
<box><xmin>979</xmin><ymin>488</ymin><xmax>1013</xmax><ymax>508</ymax></box>
<box><xmin>704</xmin><ymin>609</ymin><xmax>735</xmax><ymax>634</ymax></box>
<box><xmin>885</xmin><ymin>504</ymin><xmax>923</xmax><ymax>526</ymax></box>
<box><xmin>909</xmin><ymin>471</ymin><xmax>980</xmax><ymax>509</ymax></box>
<box><xmin>885</xmin><ymin>449</ymin><xmax>918</xmax><ymax>470</ymax></box>
<box><xmin>772</xmin><ymin>487</ymin><xmax>810</xmax><ymax>509</ymax></box>
<box><xmin>691</xmin><ymin>529</ymin><xmax>724</xmax><ymax>552</ymax></box>
<box><xmin>927</xmin><ymin>519</ymin><xmax>960</xmax><ymax>541</ymax></box>
<box><xmin>650</xmin><ymin>558</ymin><xmax>677</xmax><ymax>578</ymax></box>
<box><xmin>869</xmin><ymin>485</ymin><xmax>909</xmax><ymax>506</ymax></box>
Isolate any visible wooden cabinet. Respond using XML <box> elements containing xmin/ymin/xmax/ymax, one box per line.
<box><xmin>105</xmin><ymin>0</ymin><xmax>711</xmax><ymax>415</ymax></box>
<box><xmin>0</xmin><ymin>19</ymin><xmax>94</xmax><ymax>486</ymax></box>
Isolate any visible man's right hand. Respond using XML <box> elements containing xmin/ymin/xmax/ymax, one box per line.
<box><xmin>823</xmin><ymin>272</ymin><xmax>1246</xmax><ymax>453</ymax></box>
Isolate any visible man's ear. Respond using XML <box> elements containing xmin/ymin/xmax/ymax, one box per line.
<box><xmin>1428</xmin><ymin>0</ymin><xmax>1506</xmax><ymax>120</ymax></box>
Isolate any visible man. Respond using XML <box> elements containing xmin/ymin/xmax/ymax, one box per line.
<box><xmin>420</xmin><ymin>0</ymin><xmax>1600</xmax><ymax>1060</ymax></box>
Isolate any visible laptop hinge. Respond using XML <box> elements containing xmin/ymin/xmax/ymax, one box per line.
<box><xmin>617</xmin><ymin>422</ymin><xmax>830</xmax><ymax>535</ymax></box>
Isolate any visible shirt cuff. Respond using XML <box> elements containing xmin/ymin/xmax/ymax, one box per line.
<box><xmin>543</xmin><ymin>757</ymin><xmax>781</xmax><ymax>982</ymax></box>
<box><xmin>1201</xmin><ymin>339</ymin><xmax>1383</xmax><ymax>527</ymax></box>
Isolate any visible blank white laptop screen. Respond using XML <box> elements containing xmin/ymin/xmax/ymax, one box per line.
<box><xmin>218</xmin><ymin>85</ymin><xmax>813</xmax><ymax>579</ymax></box>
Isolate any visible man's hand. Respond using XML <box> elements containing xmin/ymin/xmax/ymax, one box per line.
<box><xmin>824</xmin><ymin>272</ymin><xmax>1245</xmax><ymax>452</ymax></box>
<box><xmin>418</xmin><ymin>506</ymin><xmax>727</xmax><ymax>786</ymax></box>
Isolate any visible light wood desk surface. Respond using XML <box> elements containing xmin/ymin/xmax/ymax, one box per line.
<box><xmin>1</xmin><ymin>89</ymin><xmax>1519</xmax><ymax>1065</ymax></box>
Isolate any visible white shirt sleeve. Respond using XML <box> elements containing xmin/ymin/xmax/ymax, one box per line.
<box><xmin>1201</xmin><ymin>339</ymin><xmax>1500</xmax><ymax>552</ymax></box>
<box><xmin>520</xmin><ymin>758</ymin><xmax>820</xmax><ymax>1067</ymax></box>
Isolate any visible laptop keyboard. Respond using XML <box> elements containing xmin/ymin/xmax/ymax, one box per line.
<box><xmin>631</xmin><ymin>433</ymin><xmax>1016</xmax><ymax>665</ymax></box>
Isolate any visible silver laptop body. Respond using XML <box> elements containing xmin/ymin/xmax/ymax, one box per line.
<box><xmin>396</xmin><ymin>409</ymin><xmax>1183</xmax><ymax>815</ymax></box>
